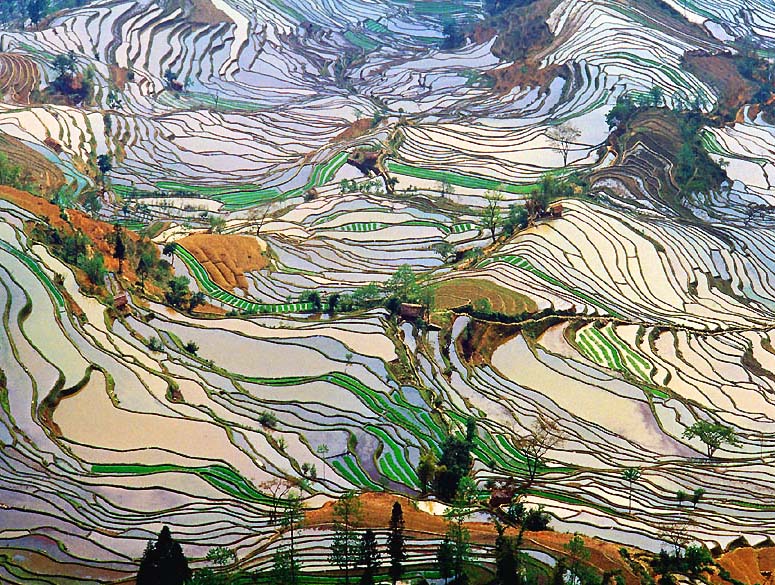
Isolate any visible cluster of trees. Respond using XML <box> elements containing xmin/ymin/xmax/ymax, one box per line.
<box><xmin>164</xmin><ymin>275</ymin><xmax>206</xmax><ymax>312</ymax></box>
<box><xmin>309</xmin><ymin>264</ymin><xmax>433</xmax><ymax>317</ymax></box>
<box><xmin>0</xmin><ymin>152</ymin><xmax>36</xmax><ymax>192</ymax></box>
<box><xmin>441</xmin><ymin>20</ymin><xmax>467</xmax><ymax>51</ymax></box>
<box><xmin>50</xmin><ymin>50</ymin><xmax>94</xmax><ymax>104</ymax></box>
<box><xmin>328</xmin><ymin>492</ymin><xmax>407</xmax><ymax>585</ymax></box>
<box><xmin>418</xmin><ymin>418</ymin><xmax>477</xmax><ymax>501</ymax></box>
<box><xmin>31</xmin><ymin>223</ymin><xmax>107</xmax><ymax>285</ymax></box>
<box><xmin>606</xmin><ymin>92</ymin><xmax>727</xmax><ymax>198</ymax></box>
<box><xmin>136</xmin><ymin>483</ymin><xmax>719</xmax><ymax>585</ymax></box>
<box><xmin>141</xmin><ymin>497</ymin><xmax>407</xmax><ymax>585</ymax></box>
<box><xmin>650</xmin><ymin>545</ymin><xmax>713</xmax><ymax>583</ymax></box>
<box><xmin>478</xmin><ymin>174</ymin><xmax>579</xmax><ymax>246</ymax></box>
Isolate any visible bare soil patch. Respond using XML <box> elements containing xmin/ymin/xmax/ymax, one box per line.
<box><xmin>433</xmin><ymin>277</ymin><xmax>537</xmax><ymax>315</ymax></box>
<box><xmin>178</xmin><ymin>233</ymin><xmax>268</xmax><ymax>292</ymax></box>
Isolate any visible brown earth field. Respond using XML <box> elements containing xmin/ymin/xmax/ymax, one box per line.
<box><xmin>306</xmin><ymin>492</ymin><xmax>643</xmax><ymax>585</ymax></box>
<box><xmin>178</xmin><ymin>233</ymin><xmax>269</xmax><ymax>292</ymax></box>
<box><xmin>433</xmin><ymin>277</ymin><xmax>538</xmax><ymax>315</ymax></box>
<box><xmin>0</xmin><ymin>132</ymin><xmax>66</xmax><ymax>194</ymax></box>
<box><xmin>188</xmin><ymin>0</ymin><xmax>230</xmax><ymax>24</ymax></box>
<box><xmin>684</xmin><ymin>52</ymin><xmax>758</xmax><ymax>116</ymax></box>
<box><xmin>0</xmin><ymin>52</ymin><xmax>40</xmax><ymax>104</ymax></box>
<box><xmin>711</xmin><ymin>546</ymin><xmax>775</xmax><ymax>585</ymax></box>
<box><xmin>333</xmin><ymin>118</ymin><xmax>373</xmax><ymax>142</ymax></box>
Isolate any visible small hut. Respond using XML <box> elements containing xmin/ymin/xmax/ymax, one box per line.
<box><xmin>44</xmin><ymin>136</ymin><xmax>63</xmax><ymax>154</ymax></box>
<box><xmin>399</xmin><ymin>303</ymin><xmax>425</xmax><ymax>321</ymax></box>
<box><xmin>114</xmin><ymin>292</ymin><xmax>129</xmax><ymax>311</ymax></box>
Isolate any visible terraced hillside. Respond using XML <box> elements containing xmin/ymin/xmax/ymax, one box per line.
<box><xmin>2</xmin><ymin>0</ymin><xmax>775</xmax><ymax>583</ymax></box>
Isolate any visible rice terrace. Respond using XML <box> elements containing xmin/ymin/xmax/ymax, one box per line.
<box><xmin>1</xmin><ymin>0</ymin><xmax>775</xmax><ymax>583</ymax></box>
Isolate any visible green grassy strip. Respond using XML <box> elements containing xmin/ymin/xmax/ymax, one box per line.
<box><xmin>0</xmin><ymin>241</ymin><xmax>65</xmax><ymax>310</ymax></box>
<box><xmin>344</xmin><ymin>30</ymin><xmax>380</xmax><ymax>51</ymax></box>
<box><xmin>363</xmin><ymin>19</ymin><xmax>389</xmax><ymax>33</ymax></box>
<box><xmin>172</xmin><ymin>244</ymin><xmax>312</xmax><ymax>313</ymax></box>
<box><xmin>599</xmin><ymin>325</ymin><xmax>653</xmax><ymax>380</ymax></box>
<box><xmin>387</xmin><ymin>161</ymin><xmax>538</xmax><ymax>194</ymax></box>
<box><xmin>331</xmin><ymin>456</ymin><xmax>383</xmax><ymax>490</ymax></box>
<box><xmin>156</xmin><ymin>152</ymin><xmax>349</xmax><ymax>210</ymax></box>
<box><xmin>480</xmin><ymin>255</ymin><xmax>623</xmax><ymax>317</ymax></box>
<box><xmin>91</xmin><ymin>463</ymin><xmax>274</xmax><ymax>503</ymax></box>
<box><xmin>366</xmin><ymin>425</ymin><xmax>419</xmax><ymax>486</ymax></box>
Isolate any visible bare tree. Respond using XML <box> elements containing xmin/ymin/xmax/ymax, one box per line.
<box><xmin>515</xmin><ymin>416</ymin><xmax>565</xmax><ymax>487</ymax></box>
<box><xmin>659</xmin><ymin>522</ymin><xmax>690</xmax><ymax>556</ymax></box>
<box><xmin>547</xmin><ymin>123</ymin><xmax>581</xmax><ymax>167</ymax></box>
<box><xmin>250</xmin><ymin>204</ymin><xmax>272</xmax><ymax>236</ymax></box>
<box><xmin>481</xmin><ymin>190</ymin><xmax>503</xmax><ymax>245</ymax></box>
<box><xmin>438</xmin><ymin>179</ymin><xmax>455</xmax><ymax>200</ymax></box>
<box><xmin>260</xmin><ymin>477</ymin><xmax>295</xmax><ymax>523</ymax></box>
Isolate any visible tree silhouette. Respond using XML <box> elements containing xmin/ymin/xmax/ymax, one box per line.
<box><xmin>683</xmin><ymin>420</ymin><xmax>739</xmax><ymax>458</ymax></box>
<box><xmin>387</xmin><ymin>502</ymin><xmax>406</xmax><ymax>585</ymax></box>
<box><xmin>112</xmin><ymin>224</ymin><xmax>125</xmax><ymax>273</ymax></box>
<box><xmin>136</xmin><ymin>526</ymin><xmax>191</xmax><ymax>585</ymax></box>
<box><xmin>358</xmin><ymin>529</ymin><xmax>381</xmax><ymax>585</ymax></box>
<box><xmin>547</xmin><ymin>123</ymin><xmax>581</xmax><ymax>167</ymax></box>
<box><xmin>622</xmin><ymin>467</ymin><xmax>641</xmax><ymax>515</ymax></box>
<box><xmin>329</xmin><ymin>491</ymin><xmax>362</xmax><ymax>585</ymax></box>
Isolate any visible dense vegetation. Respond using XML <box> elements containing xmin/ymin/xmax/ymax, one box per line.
<box><xmin>480</xmin><ymin>0</ymin><xmax>551</xmax><ymax>61</ymax></box>
<box><xmin>31</xmin><ymin>218</ymin><xmax>172</xmax><ymax>291</ymax></box>
<box><xmin>606</xmin><ymin>93</ymin><xmax>727</xmax><ymax>198</ymax></box>
<box><xmin>0</xmin><ymin>0</ymin><xmax>88</xmax><ymax>26</ymax></box>
<box><xmin>0</xmin><ymin>152</ymin><xmax>36</xmax><ymax>192</ymax></box>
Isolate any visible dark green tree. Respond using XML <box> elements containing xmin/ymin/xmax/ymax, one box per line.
<box><xmin>97</xmin><ymin>153</ymin><xmax>113</xmax><ymax>191</ymax></box>
<box><xmin>189</xmin><ymin>291</ymin><xmax>206</xmax><ymax>312</ymax></box>
<box><xmin>387</xmin><ymin>502</ymin><xmax>405</xmax><ymax>585</ymax></box>
<box><xmin>436</xmin><ymin>538</ymin><xmax>455</xmax><ymax>584</ymax></box>
<box><xmin>112</xmin><ymin>224</ymin><xmax>126</xmax><ymax>273</ymax></box>
<box><xmin>280</xmin><ymin>491</ymin><xmax>305</xmax><ymax>585</ymax></box>
<box><xmin>564</xmin><ymin>533</ymin><xmax>591</xmax><ymax>585</ymax></box>
<box><xmin>27</xmin><ymin>0</ymin><xmax>49</xmax><ymax>27</ymax></box>
<box><xmin>329</xmin><ymin>491</ymin><xmax>362</xmax><ymax>585</ymax></box>
<box><xmin>165</xmin><ymin>276</ymin><xmax>190</xmax><ymax>308</ymax></box>
<box><xmin>272</xmin><ymin>547</ymin><xmax>299</xmax><ymax>585</ymax></box>
<box><xmin>494</xmin><ymin>525</ymin><xmax>523</xmax><ymax>585</ymax></box>
<box><xmin>417</xmin><ymin>450</ymin><xmax>437</xmax><ymax>495</ymax></box>
<box><xmin>137</xmin><ymin>251</ymin><xmax>154</xmax><ymax>287</ymax></box>
<box><xmin>358</xmin><ymin>529</ymin><xmax>381</xmax><ymax>585</ymax></box>
<box><xmin>136</xmin><ymin>526</ymin><xmax>191</xmax><ymax>585</ymax></box>
<box><xmin>434</xmin><ymin>418</ymin><xmax>476</xmax><ymax>501</ymax></box>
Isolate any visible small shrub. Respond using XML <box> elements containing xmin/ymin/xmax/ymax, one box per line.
<box><xmin>258</xmin><ymin>411</ymin><xmax>277</xmax><ymax>429</ymax></box>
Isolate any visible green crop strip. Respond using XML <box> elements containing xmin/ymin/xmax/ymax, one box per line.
<box><xmin>0</xmin><ymin>242</ymin><xmax>65</xmax><ymax>311</ymax></box>
<box><xmin>172</xmin><ymin>244</ymin><xmax>313</xmax><ymax>313</ymax></box>
<box><xmin>480</xmin><ymin>255</ymin><xmax>623</xmax><ymax>318</ymax></box>
<box><xmin>91</xmin><ymin>463</ymin><xmax>275</xmax><ymax>504</ymax></box>
<box><xmin>387</xmin><ymin>161</ymin><xmax>539</xmax><ymax>194</ymax></box>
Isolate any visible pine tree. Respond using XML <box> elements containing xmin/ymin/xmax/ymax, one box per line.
<box><xmin>358</xmin><ymin>529</ymin><xmax>381</xmax><ymax>585</ymax></box>
<box><xmin>113</xmin><ymin>224</ymin><xmax>126</xmax><ymax>273</ymax></box>
<box><xmin>136</xmin><ymin>526</ymin><xmax>191</xmax><ymax>585</ymax></box>
<box><xmin>437</xmin><ymin>538</ymin><xmax>455</xmax><ymax>584</ymax></box>
<box><xmin>387</xmin><ymin>502</ymin><xmax>406</xmax><ymax>585</ymax></box>
<box><xmin>329</xmin><ymin>491</ymin><xmax>362</xmax><ymax>585</ymax></box>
